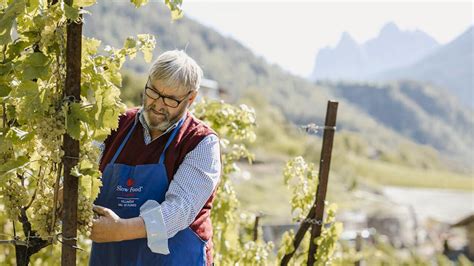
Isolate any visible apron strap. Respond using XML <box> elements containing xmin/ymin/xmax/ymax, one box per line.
<box><xmin>159</xmin><ymin>117</ymin><xmax>186</xmax><ymax>164</ymax></box>
<box><xmin>110</xmin><ymin>118</ymin><xmax>139</xmax><ymax>165</ymax></box>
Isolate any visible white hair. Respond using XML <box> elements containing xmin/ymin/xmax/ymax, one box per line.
<box><xmin>148</xmin><ymin>50</ymin><xmax>203</xmax><ymax>94</ymax></box>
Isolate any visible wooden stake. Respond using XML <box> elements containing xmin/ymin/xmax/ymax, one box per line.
<box><xmin>280</xmin><ymin>101</ymin><xmax>338</xmax><ymax>266</ymax></box>
<box><xmin>307</xmin><ymin>101</ymin><xmax>338</xmax><ymax>265</ymax></box>
<box><xmin>61</xmin><ymin>2</ymin><xmax>82</xmax><ymax>264</ymax></box>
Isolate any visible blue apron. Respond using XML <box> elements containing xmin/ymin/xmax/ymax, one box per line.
<box><xmin>89</xmin><ymin>117</ymin><xmax>207</xmax><ymax>266</ymax></box>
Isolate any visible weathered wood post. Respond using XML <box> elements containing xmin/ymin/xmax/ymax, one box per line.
<box><xmin>355</xmin><ymin>232</ymin><xmax>363</xmax><ymax>266</ymax></box>
<box><xmin>280</xmin><ymin>100</ymin><xmax>339</xmax><ymax>265</ymax></box>
<box><xmin>307</xmin><ymin>101</ymin><xmax>338</xmax><ymax>265</ymax></box>
<box><xmin>62</xmin><ymin>1</ymin><xmax>82</xmax><ymax>264</ymax></box>
<box><xmin>253</xmin><ymin>213</ymin><xmax>261</xmax><ymax>241</ymax></box>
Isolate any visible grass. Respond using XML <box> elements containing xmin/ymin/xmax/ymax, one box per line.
<box><xmin>232</xmin><ymin>159</ymin><xmax>292</xmax><ymax>224</ymax></box>
<box><xmin>232</xmin><ymin>150</ymin><xmax>473</xmax><ymax>224</ymax></box>
<box><xmin>346</xmin><ymin>154</ymin><xmax>474</xmax><ymax>191</ymax></box>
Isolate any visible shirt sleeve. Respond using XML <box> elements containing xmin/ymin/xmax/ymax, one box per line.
<box><xmin>139</xmin><ymin>134</ymin><xmax>221</xmax><ymax>254</ymax></box>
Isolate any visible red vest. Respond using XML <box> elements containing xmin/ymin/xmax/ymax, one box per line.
<box><xmin>99</xmin><ymin>108</ymin><xmax>217</xmax><ymax>265</ymax></box>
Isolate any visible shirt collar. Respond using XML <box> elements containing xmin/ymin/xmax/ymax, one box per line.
<box><xmin>137</xmin><ymin>108</ymin><xmax>185</xmax><ymax>145</ymax></box>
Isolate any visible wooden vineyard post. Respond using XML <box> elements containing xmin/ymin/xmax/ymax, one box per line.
<box><xmin>253</xmin><ymin>213</ymin><xmax>261</xmax><ymax>241</ymax></box>
<box><xmin>355</xmin><ymin>232</ymin><xmax>363</xmax><ymax>266</ymax></box>
<box><xmin>61</xmin><ymin>1</ymin><xmax>82</xmax><ymax>265</ymax></box>
<box><xmin>280</xmin><ymin>101</ymin><xmax>339</xmax><ymax>266</ymax></box>
<box><xmin>307</xmin><ymin>101</ymin><xmax>338</xmax><ymax>265</ymax></box>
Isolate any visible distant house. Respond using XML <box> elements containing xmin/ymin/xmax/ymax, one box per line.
<box><xmin>451</xmin><ymin>214</ymin><xmax>474</xmax><ymax>259</ymax></box>
<box><xmin>198</xmin><ymin>78</ymin><xmax>228</xmax><ymax>100</ymax></box>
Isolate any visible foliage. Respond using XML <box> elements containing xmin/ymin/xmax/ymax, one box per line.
<box><xmin>0</xmin><ymin>0</ymin><xmax>180</xmax><ymax>264</ymax></box>
<box><xmin>283</xmin><ymin>157</ymin><xmax>318</xmax><ymax>222</ymax></box>
<box><xmin>193</xmin><ymin>99</ymin><xmax>274</xmax><ymax>265</ymax></box>
<box><xmin>333</xmin><ymin>235</ymin><xmax>473</xmax><ymax>266</ymax></box>
<box><xmin>278</xmin><ymin>156</ymin><xmax>344</xmax><ymax>265</ymax></box>
<box><xmin>313</xmin><ymin>204</ymin><xmax>343</xmax><ymax>265</ymax></box>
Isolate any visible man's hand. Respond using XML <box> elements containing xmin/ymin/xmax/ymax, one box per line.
<box><xmin>90</xmin><ymin>205</ymin><xmax>125</xmax><ymax>243</ymax></box>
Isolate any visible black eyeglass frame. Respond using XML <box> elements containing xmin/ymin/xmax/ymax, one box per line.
<box><xmin>144</xmin><ymin>78</ymin><xmax>192</xmax><ymax>108</ymax></box>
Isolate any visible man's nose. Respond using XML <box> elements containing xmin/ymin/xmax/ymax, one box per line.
<box><xmin>151</xmin><ymin>96</ymin><xmax>167</xmax><ymax>110</ymax></box>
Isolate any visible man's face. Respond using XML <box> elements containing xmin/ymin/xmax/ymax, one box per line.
<box><xmin>143</xmin><ymin>79</ymin><xmax>196</xmax><ymax>132</ymax></box>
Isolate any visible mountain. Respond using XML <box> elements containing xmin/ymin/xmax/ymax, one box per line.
<box><xmin>324</xmin><ymin>80</ymin><xmax>474</xmax><ymax>156</ymax></box>
<box><xmin>310</xmin><ymin>22</ymin><xmax>439</xmax><ymax>81</ymax></box>
<box><xmin>377</xmin><ymin>26</ymin><xmax>474</xmax><ymax>107</ymax></box>
<box><xmin>83</xmin><ymin>2</ymin><xmax>473</xmax><ymax>165</ymax></box>
<box><xmin>310</xmin><ymin>32</ymin><xmax>365</xmax><ymax>81</ymax></box>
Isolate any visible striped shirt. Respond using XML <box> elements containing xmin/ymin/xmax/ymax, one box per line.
<box><xmin>99</xmin><ymin>109</ymin><xmax>221</xmax><ymax>254</ymax></box>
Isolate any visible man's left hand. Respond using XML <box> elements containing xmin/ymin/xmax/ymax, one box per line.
<box><xmin>90</xmin><ymin>205</ymin><xmax>124</xmax><ymax>243</ymax></box>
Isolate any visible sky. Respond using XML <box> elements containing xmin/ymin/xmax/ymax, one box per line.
<box><xmin>180</xmin><ymin>0</ymin><xmax>473</xmax><ymax>77</ymax></box>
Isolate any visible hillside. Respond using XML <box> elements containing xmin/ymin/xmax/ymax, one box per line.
<box><xmin>377</xmin><ymin>26</ymin><xmax>474</xmax><ymax>108</ymax></box>
<box><xmin>324</xmin><ymin>80</ymin><xmax>474</xmax><ymax>157</ymax></box>
<box><xmin>84</xmin><ymin>2</ymin><xmax>473</xmax><ymax>168</ymax></box>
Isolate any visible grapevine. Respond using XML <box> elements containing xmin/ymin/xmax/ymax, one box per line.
<box><xmin>0</xmin><ymin>0</ymin><xmax>181</xmax><ymax>264</ymax></box>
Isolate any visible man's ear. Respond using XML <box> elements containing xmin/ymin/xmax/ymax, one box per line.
<box><xmin>187</xmin><ymin>90</ymin><xmax>198</xmax><ymax>106</ymax></box>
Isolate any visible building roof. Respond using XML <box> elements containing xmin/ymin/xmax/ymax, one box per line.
<box><xmin>452</xmin><ymin>214</ymin><xmax>474</xmax><ymax>227</ymax></box>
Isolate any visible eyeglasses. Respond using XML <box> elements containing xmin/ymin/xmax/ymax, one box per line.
<box><xmin>144</xmin><ymin>79</ymin><xmax>191</xmax><ymax>108</ymax></box>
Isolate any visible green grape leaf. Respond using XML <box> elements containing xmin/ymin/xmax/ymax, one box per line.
<box><xmin>15</xmin><ymin>80</ymin><xmax>39</xmax><ymax>98</ymax></box>
<box><xmin>105</xmin><ymin>64</ymin><xmax>122</xmax><ymax>87</ymax></box>
<box><xmin>142</xmin><ymin>46</ymin><xmax>153</xmax><ymax>63</ymax></box>
<box><xmin>64</xmin><ymin>3</ymin><xmax>80</xmax><ymax>21</ymax></box>
<box><xmin>73</xmin><ymin>0</ymin><xmax>96</xmax><ymax>8</ymax></box>
<box><xmin>24</xmin><ymin>52</ymin><xmax>49</xmax><ymax>66</ymax></box>
<box><xmin>130</xmin><ymin>0</ymin><xmax>148</xmax><ymax>8</ymax></box>
<box><xmin>0</xmin><ymin>62</ymin><xmax>13</xmax><ymax>75</ymax></box>
<box><xmin>0</xmin><ymin>84</ymin><xmax>11</xmax><ymax>97</ymax></box>
<box><xmin>79</xmin><ymin>169</ymin><xmax>102</xmax><ymax>199</ymax></box>
<box><xmin>137</xmin><ymin>34</ymin><xmax>155</xmax><ymax>63</ymax></box>
<box><xmin>93</xmin><ymin>84</ymin><xmax>124</xmax><ymax>131</ymax></box>
<box><xmin>27</xmin><ymin>0</ymin><xmax>40</xmax><ymax>10</ymax></box>
<box><xmin>83</xmin><ymin>37</ymin><xmax>101</xmax><ymax>55</ymax></box>
<box><xmin>90</xmin><ymin>176</ymin><xmax>102</xmax><ymax>200</ymax></box>
<box><xmin>21</xmin><ymin>52</ymin><xmax>50</xmax><ymax>80</ymax></box>
<box><xmin>168</xmin><ymin>8</ymin><xmax>183</xmax><ymax>21</ymax></box>
<box><xmin>164</xmin><ymin>0</ymin><xmax>183</xmax><ymax>20</ymax></box>
<box><xmin>124</xmin><ymin>37</ymin><xmax>137</xmax><ymax>49</ymax></box>
<box><xmin>0</xmin><ymin>0</ymin><xmax>26</xmax><ymax>45</ymax></box>
<box><xmin>66</xmin><ymin>102</ymin><xmax>89</xmax><ymax>140</ymax></box>
<box><xmin>0</xmin><ymin>133</ymin><xmax>12</xmax><ymax>154</ymax></box>
<box><xmin>0</xmin><ymin>156</ymin><xmax>28</xmax><ymax>174</ymax></box>
<box><xmin>79</xmin><ymin>159</ymin><xmax>93</xmax><ymax>171</ymax></box>
<box><xmin>70</xmin><ymin>165</ymin><xmax>82</xmax><ymax>177</ymax></box>
<box><xmin>5</xmin><ymin>40</ymin><xmax>29</xmax><ymax>59</ymax></box>
<box><xmin>7</xmin><ymin>127</ymin><xmax>33</xmax><ymax>142</ymax></box>
<box><xmin>22</xmin><ymin>66</ymin><xmax>49</xmax><ymax>80</ymax></box>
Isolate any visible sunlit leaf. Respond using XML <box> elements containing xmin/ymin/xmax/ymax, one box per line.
<box><xmin>73</xmin><ymin>0</ymin><xmax>96</xmax><ymax>8</ymax></box>
<box><xmin>0</xmin><ymin>156</ymin><xmax>28</xmax><ymax>174</ymax></box>
<box><xmin>130</xmin><ymin>0</ymin><xmax>148</xmax><ymax>8</ymax></box>
<box><xmin>64</xmin><ymin>3</ymin><xmax>80</xmax><ymax>21</ymax></box>
<box><xmin>0</xmin><ymin>0</ymin><xmax>26</xmax><ymax>45</ymax></box>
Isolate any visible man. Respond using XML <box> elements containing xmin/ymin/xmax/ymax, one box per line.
<box><xmin>88</xmin><ymin>50</ymin><xmax>221</xmax><ymax>266</ymax></box>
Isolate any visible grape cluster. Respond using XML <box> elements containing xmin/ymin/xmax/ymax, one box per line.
<box><xmin>1</xmin><ymin>177</ymin><xmax>29</xmax><ymax>220</ymax></box>
<box><xmin>30</xmin><ymin>190</ymin><xmax>57</xmax><ymax>239</ymax></box>
<box><xmin>34</xmin><ymin>109</ymin><xmax>66</xmax><ymax>164</ymax></box>
<box><xmin>77</xmin><ymin>192</ymin><xmax>94</xmax><ymax>237</ymax></box>
<box><xmin>29</xmin><ymin>188</ymin><xmax>95</xmax><ymax>239</ymax></box>
<box><xmin>80</xmin><ymin>140</ymin><xmax>101</xmax><ymax>168</ymax></box>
